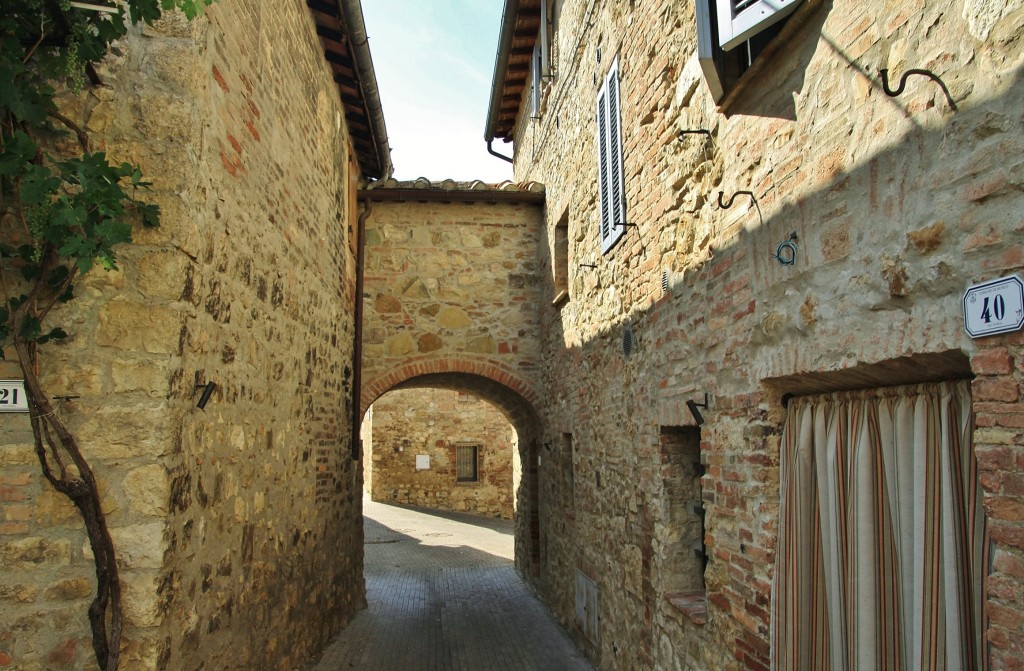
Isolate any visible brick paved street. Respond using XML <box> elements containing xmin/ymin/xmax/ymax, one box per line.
<box><xmin>307</xmin><ymin>499</ymin><xmax>594</xmax><ymax>671</ymax></box>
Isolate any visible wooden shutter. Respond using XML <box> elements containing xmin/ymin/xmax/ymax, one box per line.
<box><xmin>597</xmin><ymin>58</ymin><xmax>625</xmax><ymax>254</ymax></box>
<box><xmin>716</xmin><ymin>0</ymin><xmax>802</xmax><ymax>51</ymax></box>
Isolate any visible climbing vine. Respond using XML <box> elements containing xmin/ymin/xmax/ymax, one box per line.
<box><xmin>0</xmin><ymin>1</ymin><xmax>212</xmax><ymax>669</ymax></box>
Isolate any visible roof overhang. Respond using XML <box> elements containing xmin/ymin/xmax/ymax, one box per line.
<box><xmin>484</xmin><ymin>0</ymin><xmax>543</xmax><ymax>144</ymax></box>
<box><xmin>307</xmin><ymin>0</ymin><xmax>392</xmax><ymax>180</ymax></box>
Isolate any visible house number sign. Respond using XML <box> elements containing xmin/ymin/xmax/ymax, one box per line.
<box><xmin>963</xmin><ymin>274</ymin><xmax>1024</xmax><ymax>338</ymax></box>
<box><xmin>0</xmin><ymin>380</ymin><xmax>29</xmax><ymax>412</ymax></box>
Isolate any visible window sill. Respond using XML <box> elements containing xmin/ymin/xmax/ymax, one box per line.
<box><xmin>552</xmin><ymin>289</ymin><xmax>569</xmax><ymax>307</ymax></box>
<box><xmin>665</xmin><ymin>591</ymin><xmax>707</xmax><ymax>625</ymax></box>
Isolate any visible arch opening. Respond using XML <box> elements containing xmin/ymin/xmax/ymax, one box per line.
<box><xmin>360</xmin><ymin>372</ymin><xmax>542</xmax><ymax>575</ymax></box>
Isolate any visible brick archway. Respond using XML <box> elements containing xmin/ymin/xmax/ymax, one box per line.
<box><xmin>361</xmin><ymin>357</ymin><xmax>539</xmax><ymax>432</ymax></box>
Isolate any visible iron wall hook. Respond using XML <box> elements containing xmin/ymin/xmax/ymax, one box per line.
<box><xmin>718</xmin><ymin>190</ymin><xmax>755</xmax><ymax>210</ymax></box>
<box><xmin>879</xmin><ymin>68</ymin><xmax>957</xmax><ymax>111</ymax></box>
<box><xmin>772</xmin><ymin>232</ymin><xmax>798</xmax><ymax>265</ymax></box>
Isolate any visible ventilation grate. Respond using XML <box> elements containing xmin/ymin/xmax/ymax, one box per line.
<box><xmin>623</xmin><ymin>322</ymin><xmax>635</xmax><ymax>358</ymax></box>
<box><xmin>662</xmin><ymin>269</ymin><xmax>670</xmax><ymax>295</ymax></box>
<box><xmin>733</xmin><ymin>0</ymin><xmax>758</xmax><ymax>11</ymax></box>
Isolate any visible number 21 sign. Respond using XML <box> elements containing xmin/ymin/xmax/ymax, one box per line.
<box><xmin>0</xmin><ymin>379</ymin><xmax>29</xmax><ymax>412</ymax></box>
<box><xmin>963</xmin><ymin>274</ymin><xmax>1024</xmax><ymax>338</ymax></box>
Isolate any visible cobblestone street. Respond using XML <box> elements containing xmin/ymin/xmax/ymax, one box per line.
<box><xmin>307</xmin><ymin>499</ymin><xmax>593</xmax><ymax>671</ymax></box>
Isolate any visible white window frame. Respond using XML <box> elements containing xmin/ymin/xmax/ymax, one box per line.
<box><xmin>716</xmin><ymin>0</ymin><xmax>802</xmax><ymax>51</ymax></box>
<box><xmin>596</xmin><ymin>57</ymin><xmax>625</xmax><ymax>255</ymax></box>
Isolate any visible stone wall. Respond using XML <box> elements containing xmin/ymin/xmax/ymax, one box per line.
<box><xmin>368</xmin><ymin>388</ymin><xmax>516</xmax><ymax>519</ymax></box>
<box><xmin>359</xmin><ymin>188</ymin><xmax>545</xmax><ymax>410</ymax></box>
<box><xmin>0</xmin><ymin>2</ymin><xmax>366</xmax><ymax>669</ymax></box>
<box><xmin>508</xmin><ymin>0</ymin><xmax>1024</xmax><ymax>669</ymax></box>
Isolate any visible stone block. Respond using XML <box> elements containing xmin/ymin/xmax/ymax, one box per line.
<box><xmin>43</xmin><ymin>578</ymin><xmax>92</xmax><ymax>602</ymax></box>
<box><xmin>108</xmin><ymin>524</ymin><xmax>166</xmax><ymax>570</ymax></box>
<box><xmin>95</xmin><ymin>301</ymin><xmax>182</xmax><ymax>355</ymax></box>
<box><xmin>0</xmin><ymin>538</ymin><xmax>71</xmax><ymax>570</ymax></box>
<box><xmin>384</xmin><ymin>333</ymin><xmax>416</xmax><ymax>357</ymax></box>
<box><xmin>122</xmin><ymin>465</ymin><xmax>170</xmax><ymax>518</ymax></box>
<box><xmin>437</xmin><ymin>307</ymin><xmax>471</xmax><ymax>329</ymax></box>
<box><xmin>136</xmin><ymin>251</ymin><xmax>191</xmax><ymax>301</ymax></box>
<box><xmin>0</xmin><ymin>582</ymin><xmax>39</xmax><ymax>603</ymax></box>
<box><xmin>76</xmin><ymin>403</ymin><xmax>176</xmax><ymax>460</ymax></box>
<box><xmin>110</xmin><ymin>357</ymin><xmax>174</xmax><ymax>395</ymax></box>
<box><xmin>121</xmin><ymin>570</ymin><xmax>162</xmax><ymax>628</ymax></box>
<box><xmin>34</xmin><ymin>490</ymin><xmax>78</xmax><ymax>527</ymax></box>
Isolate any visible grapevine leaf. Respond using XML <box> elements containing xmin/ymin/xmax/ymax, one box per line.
<box><xmin>0</xmin><ymin>130</ymin><xmax>37</xmax><ymax>176</ymax></box>
<box><xmin>19</xmin><ymin>165</ymin><xmax>61</xmax><ymax>206</ymax></box>
<box><xmin>19</xmin><ymin>315</ymin><xmax>41</xmax><ymax>342</ymax></box>
<box><xmin>37</xmin><ymin>326</ymin><xmax>68</xmax><ymax>345</ymax></box>
<box><xmin>127</xmin><ymin>0</ymin><xmax>162</xmax><ymax>24</ymax></box>
<box><xmin>137</xmin><ymin>202</ymin><xmax>161</xmax><ymax>228</ymax></box>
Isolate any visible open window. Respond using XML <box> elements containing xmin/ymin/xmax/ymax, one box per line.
<box><xmin>717</xmin><ymin>0</ymin><xmax>802</xmax><ymax>50</ymax></box>
<box><xmin>697</xmin><ymin>0</ymin><xmax>803</xmax><ymax>102</ymax></box>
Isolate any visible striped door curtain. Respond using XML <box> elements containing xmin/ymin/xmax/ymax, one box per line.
<box><xmin>771</xmin><ymin>380</ymin><xmax>986</xmax><ymax>670</ymax></box>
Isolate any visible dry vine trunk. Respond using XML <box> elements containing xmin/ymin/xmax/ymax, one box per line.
<box><xmin>12</xmin><ymin>305</ymin><xmax>123</xmax><ymax>670</ymax></box>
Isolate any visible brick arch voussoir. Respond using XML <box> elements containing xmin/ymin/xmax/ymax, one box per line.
<box><xmin>360</xmin><ymin>356</ymin><xmax>537</xmax><ymax>418</ymax></box>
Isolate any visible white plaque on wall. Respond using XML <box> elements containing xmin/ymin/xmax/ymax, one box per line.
<box><xmin>415</xmin><ymin>454</ymin><xmax>430</xmax><ymax>470</ymax></box>
<box><xmin>0</xmin><ymin>380</ymin><xmax>29</xmax><ymax>412</ymax></box>
<box><xmin>963</xmin><ymin>274</ymin><xmax>1024</xmax><ymax>338</ymax></box>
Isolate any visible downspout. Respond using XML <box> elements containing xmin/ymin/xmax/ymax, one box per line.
<box><xmin>487</xmin><ymin>139</ymin><xmax>514</xmax><ymax>164</ymax></box>
<box><xmin>351</xmin><ymin>195</ymin><xmax>372</xmax><ymax>460</ymax></box>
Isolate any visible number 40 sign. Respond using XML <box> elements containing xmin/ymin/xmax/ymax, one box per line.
<box><xmin>963</xmin><ymin>274</ymin><xmax>1024</xmax><ymax>339</ymax></box>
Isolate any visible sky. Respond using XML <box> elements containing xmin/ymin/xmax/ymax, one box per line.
<box><xmin>361</xmin><ymin>1</ymin><xmax>514</xmax><ymax>183</ymax></box>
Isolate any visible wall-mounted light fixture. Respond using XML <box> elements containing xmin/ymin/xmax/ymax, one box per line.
<box><xmin>195</xmin><ymin>381</ymin><xmax>217</xmax><ymax>409</ymax></box>
<box><xmin>686</xmin><ymin>393</ymin><xmax>710</xmax><ymax>425</ymax></box>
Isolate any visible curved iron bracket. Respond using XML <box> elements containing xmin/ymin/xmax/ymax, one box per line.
<box><xmin>718</xmin><ymin>190</ymin><xmax>754</xmax><ymax>210</ymax></box>
<box><xmin>879</xmin><ymin>68</ymin><xmax>957</xmax><ymax>111</ymax></box>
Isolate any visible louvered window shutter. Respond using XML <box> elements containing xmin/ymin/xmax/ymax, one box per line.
<box><xmin>597</xmin><ymin>58</ymin><xmax>625</xmax><ymax>254</ymax></box>
<box><xmin>532</xmin><ymin>40</ymin><xmax>542</xmax><ymax>116</ymax></box>
<box><xmin>716</xmin><ymin>0</ymin><xmax>802</xmax><ymax>51</ymax></box>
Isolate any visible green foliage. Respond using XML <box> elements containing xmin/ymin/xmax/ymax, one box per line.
<box><xmin>0</xmin><ymin>0</ymin><xmax>210</xmax><ymax>357</ymax></box>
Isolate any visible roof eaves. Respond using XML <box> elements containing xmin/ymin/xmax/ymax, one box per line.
<box><xmin>308</xmin><ymin>0</ymin><xmax>393</xmax><ymax>180</ymax></box>
<box><xmin>484</xmin><ymin>0</ymin><xmax>522</xmax><ymax>144</ymax></box>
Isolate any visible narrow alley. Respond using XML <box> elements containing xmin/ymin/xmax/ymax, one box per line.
<box><xmin>308</xmin><ymin>500</ymin><xmax>593</xmax><ymax>671</ymax></box>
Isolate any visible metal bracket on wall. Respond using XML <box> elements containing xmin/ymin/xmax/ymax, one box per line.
<box><xmin>678</xmin><ymin>129</ymin><xmax>712</xmax><ymax>141</ymax></box>
<box><xmin>879</xmin><ymin>68</ymin><xmax>957</xmax><ymax>111</ymax></box>
<box><xmin>686</xmin><ymin>393</ymin><xmax>709</xmax><ymax>425</ymax></box>
<box><xmin>773</xmin><ymin>232</ymin><xmax>799</xmax><ymax>266</ymax></box>
<box><xmin>717</xmin><ymin>190</ymin><xmax>763</xmax><ymax>227</ymax></box>
<box><xmin>717</xmin><ymin>190</ymin><xmax>754</xmax><ymax>209</ymax></box>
